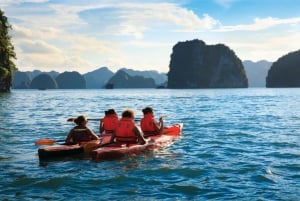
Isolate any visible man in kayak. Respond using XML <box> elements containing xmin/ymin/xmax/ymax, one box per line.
<box><xmin>65</xmin><ymin>115</ymin><xmax>99</xmax><ymax>144</ymax></box>
<box><xmin>99</xmin><ymin>109</ymin><xmax>119</xmax><ymax>135</ymax></box>
<box><xmin>111</xmin><ymin>109</ymin><xmax>147</xmax><ymax>145</ymax></box>
<box><xmin>140</xmin><ymin>107</ymin><xmax>164</xmax><ymax>137</ymax></box>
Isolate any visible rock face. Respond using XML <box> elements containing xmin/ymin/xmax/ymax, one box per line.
<box><xmin>106</xmin><ymin>70</ymin><xmax>156</xmax><ymax>88</ymax></box>
<box><xmin>266</xmin><ymin>50</ymin><xmax>300</xmax><ymax>87</ymax></box>
<box><xmin>30</xmin><ymin>73</ymin><xmax>58</xmax><ymax>89</ymax></box>
<box><xmin>55</xmin><ymin>71</ymin><xmax>86</xmax><ymax>89</ymax></box>
<box><xmin>168</xmin><ymin>39</ymin><xmax>248</xmax><ymax>88</ymax></box>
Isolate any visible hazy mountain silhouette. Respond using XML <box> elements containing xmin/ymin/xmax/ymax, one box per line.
<box><xmin>83</xmin><ymin>67</ymin><xmax>114</xmax><ymax>88</ymax></box>
<box><xmin>243</xmin><ymin>60</ymin><xmax>272</xmax><ymax>87</ymax></box>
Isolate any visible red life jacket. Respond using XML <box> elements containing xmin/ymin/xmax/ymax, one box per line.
<box><xmin>70</xmin><ymin>126</ymin><xmax>92</xmax><ymax>144</ymax></box>
<box><xmin>115</xmin><ymin>118</ymin><xmax>137</xmax><ymax>143</ymax></box>
<box><xmin>102</xmin><ymin>114</ymin><xmax>118</xmax><ymax>133</ymax></box>
<box><xmin>141</xmin><ymin>113</ymin><xmax>157</xmax><ymax>135</ymax></box>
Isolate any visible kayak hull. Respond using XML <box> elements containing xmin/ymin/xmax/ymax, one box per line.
<box><xmin>38</xmin><ymin>144</ymin><xmax>83</xmax><ymax>159</ymax></box>
<box><xmin>38</xmin><ymin>135</ymin><xmax>111</xmax><ymax>160</ymax></box>
<box><xmin>91</xmin><ymin>123</ymin><xmax>183</xmax><ymax>161</ymax></box>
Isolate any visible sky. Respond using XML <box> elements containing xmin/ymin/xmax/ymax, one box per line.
<box><xmin>1</xmin><ymin>0</ymin><xmax>300</xmax><ymax>74</ymax></box>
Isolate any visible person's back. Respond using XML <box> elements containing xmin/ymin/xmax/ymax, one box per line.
<box><xmin>100</xmin><ymin>109</ymin><xmax>118</xmax><ymax>134</ymax></box>
<box><xmin>140</xmin><ymin>107</ymin><xmax>163</xmax><ymax>137</ymax></box>
<box><xmin>115</xmin><ymin>117</ymin><xmax>137</xmax><ymax>143</ymax></box>
<box><xmin>113</xmin><ymin>110</ymin><xmax>146</xmax><ymax>145</ymax></box>
<box><xmin>69</xmin><ymin>126</ymin><xmax>93</xmax><ymax>144</ymax></box>
<box><xmin>66</xmin><ymin>115</ymin><xmax>99</xmax><ymax>144</ymax></box>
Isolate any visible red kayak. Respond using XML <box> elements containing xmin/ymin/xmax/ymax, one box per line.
<box><xmin>91</xmin><ymin>123</ymin><xmax>183</xmax><ymax>161</ymax></box>
<box><xmin>38</xmin><ymin>134</ymin><xmax>112</xmax><ymax>160</ymax></box>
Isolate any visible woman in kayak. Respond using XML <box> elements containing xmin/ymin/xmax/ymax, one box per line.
<box><xmin>140</xmin><ymin>107</ymin><xmax>164</xmax><ymax>137</ymax></box>
<box><xmin>99</xmin><ymin>109</ymin><xmax>119</xmax><ymax>134</ymax></box>
<box><xmin>111</xmin><ymin>109</ymin><xmax>147</xmax><ymax>145</ymax></box>
<box><xmin>65</xmin><ymin>115</ymin><xmax>99</xmax><ymax>144</ymax></box>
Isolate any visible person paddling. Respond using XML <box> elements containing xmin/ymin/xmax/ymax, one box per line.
<box><xmin>65</xmin><ymin>115</ymin><xmax>99</xmax><ymax>144</ymax></box>
<box><xmin>140</xmin><ymin>107</ymin><xmax>164</xmax><ymax>137</ymax></box>
<box><xmin>99</xmin><ymin>109</ymin><xmax>118</xmax><ymax>135</ymax></box>
<box><xmin>111</xmin><ymin>109</ymin><xmax>147</xmax><ymax>145</ymax></box>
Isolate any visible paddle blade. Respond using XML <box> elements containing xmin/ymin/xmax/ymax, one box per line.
<box><xmin>35</xmin><ymin>139</ymin><xmax>57</xmax><ymax>146</ymax></box>
<box><xmin>82</xmin><ymin>140</ymin><xmax>101</xmax><ymax>154</ymax></box>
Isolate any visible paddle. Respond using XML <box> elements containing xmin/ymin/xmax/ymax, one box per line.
<box><xmin>35</xmin><ymin>138</ymin><xmax>65</xmax><ymax>146</ymax></box>
<box><xmin>67</xmin><ymin>118</ymin><xmax>101</xmax><ymax>122</ymax></box>
<box><xmin>67</xmin><ymin>117</ymin><xmax>148</xmax><ymax>123</ymax></box>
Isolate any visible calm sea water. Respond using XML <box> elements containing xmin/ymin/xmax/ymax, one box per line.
<box><xmin>0</xmin><ymin>89</ymin><xmax>299</xmax><ymax>200</ymax></box>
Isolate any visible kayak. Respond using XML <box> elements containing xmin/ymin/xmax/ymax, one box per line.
<box><xmin>38</xmin><ymin>134</ymin><xmax>112</xmax><ymax>160</ymax></box>
<box><xmin>38</xmin><ymin>143</ymin><xmax>84</xmax><ymax>160</ymax></box>
<box><xmin>91</xmin><ymin>123</ymin><xmax>183</xmax><ymax>161</ymax></box>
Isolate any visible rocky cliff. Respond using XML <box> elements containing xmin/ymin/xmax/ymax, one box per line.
<box><xmin>168</xmin><ymin>39</ymin><xmax>248</xmax><ymax>88</ymax></box>
<box><xmin>266</xmin><ymin>50</ymin><xmax>300</xmax><ymax>87</ymax></box>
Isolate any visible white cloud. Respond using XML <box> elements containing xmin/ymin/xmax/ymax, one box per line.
<box><xmin>217</xmin><ymin>17</ymin><xmax>300</xmax><ymax>32</ymax></box>
<box><xmin>114</xmin><ymin>3</ymin><xmax>219</xmax><ymax>36</ymax></box>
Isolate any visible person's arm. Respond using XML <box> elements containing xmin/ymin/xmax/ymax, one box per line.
<box><xmin>133</xmin><ymin>126</ymin><xmax>146</xmax><ymax>145</ymax></box>
<box><xmin>65</xmin><ymin>129</ymin><xmax>74</xmax><ymax>143</ymax></box>
<box><xmin>87</xmin><ymin>128</ymin><xmax>100</xmax><ymax>140</ymax></box>
<box><xmin>158</xmin><ymin>116</ymin><xmax>164</xmax><ymax>134</ymax></box>
<box><xmin>99</xmin><ymin>118</ymin><xmax>104</xmax><ymax>134</ymax></box>
<box><xmin>153</xmin><ymin>116</ymin><xmax>164</xmax><ymax>134</ymax></box>
<box><xmin>110</xmin><ymin>132</ymin><xmax>116</xmax><ymax>143</ymax></box>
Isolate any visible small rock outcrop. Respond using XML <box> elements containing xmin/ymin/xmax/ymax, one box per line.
<box><xmin>55</xmin><ymin>71</ymin><xmax>86</xmax><ymax>89</ymax></box>
<box><xmin>106</xmin><ymin>70</ymin><xmax>156</xmax><ymax>88</ymax></box>
<box><xmin>168</xmin><ymin>39</ymin><xmax>248</xmax><ymax>88</ymax></box>
<box><xmin>266</xmin><ymin>50</ymin><xmax>300</xmax><ymax>87</ymax></box>
<box><xmin>30</xmin><ymin>73</ymin><xmax>58</xmax><ymax>89</ymax></box>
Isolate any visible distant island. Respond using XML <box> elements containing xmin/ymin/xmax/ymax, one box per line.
<box><xmin>12</xmin><ymin>39</ymin><xmax>300</xmax><ymax>89</ymax></box>
<box><xmin>266</xmin><ymin>50</ymin><xmax>300</xmax><ymax>87</ymax></box>
<box><xmin>12</xmin><ymin>68</ymin><xmax>167</xmax><ymax>89</ymax></box>
<box><xmin>168</xmin><ymin>39</ymin><xmax>248</xmax><ymax>88</ymax></box>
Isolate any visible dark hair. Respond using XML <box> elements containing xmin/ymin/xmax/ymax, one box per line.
<box><xmin>122</xmin><ymin>109</ymin><xmax>134</xmax><ymax>118</ymax></box>
<box><xmin>142</xmin><ymin>107</ymin><xmax>153</xmax><ymax>115</ymax></box>
<box><xmin>74</xmin><ymin>115</ymin><xmax>87</xmax><ymax>125</ymax></box>
<box><xmin>106</xmin><ymin>109</ymin><xmax>116</xmax><ymax>115</ymax></box>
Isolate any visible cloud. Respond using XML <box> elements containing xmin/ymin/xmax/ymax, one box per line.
<box><xmin>17</xmin><ymin>40</ymin><xmax>62</xmax><ymax>54</ymax></box>
<box><xmin>113</xmin><ymin>3</ymin><xmax>219</xmax><ymax>35</ymax></box>
<box><xmin>217</xmin><ymin>17</ymin><xmax>300</xmax><ymax>32</ymax></box>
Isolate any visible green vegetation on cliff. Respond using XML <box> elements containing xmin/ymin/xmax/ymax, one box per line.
<box><xmin>0</xmin><ymin>9</ymin><xmax>17</xmax><ymax>92</ymax></box>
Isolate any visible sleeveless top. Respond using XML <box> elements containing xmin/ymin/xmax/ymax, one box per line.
<box><xmin>70</xmin><ymin>126</ymin><xmax>92</xmax><ymax>144</ymax></box>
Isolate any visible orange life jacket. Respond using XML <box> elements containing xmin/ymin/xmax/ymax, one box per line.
<box><xmin>141</xmin><ymin>113</ymin><xmax>157</xmax><ymax>134</ymax></box>
<box><xmin>115</xmin><ymin>118</ymin><xmax>137</xmax><ymax>143</ymax></box>
<box><xmin>102</xmin><ymin>114</ymin><xmax>118</xmax><ymax>133</ymax></box>
<box><xmin>70</xmin><ymin>126</ymin><xmax>92</xmax><ymax>144</ymax></box>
